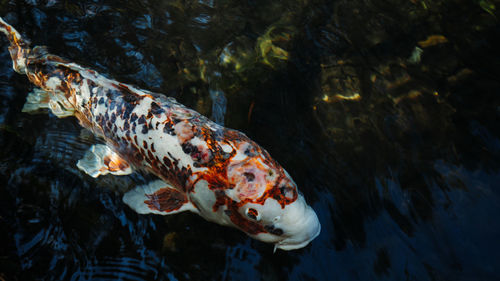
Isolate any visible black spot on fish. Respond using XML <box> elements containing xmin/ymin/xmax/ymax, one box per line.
<box><xmin>138</xmin><ymin>115</ymin><xmax>146</xmax><ymax>125</ymax></box>
<box><xmin>121</xmin><ymin>90</ymin><xmax>143</xmax><ymax>104</ymax></box>
<box><xmin>110</xmin><ymin>100</ymin><xmax>116</xmax><ymax>111</ymax></box>
<box><xmin>147</xmin><ymin>111</ymin><xmax>153</xmax><ymax>119</ymax></box>
<box><xmin>123</xmin><ymin>120</ymin><xmax>130</xmax><ymax>131</ymax></box>
<box><xmin>272</xmin><ymin>229</ymin><xmax>284</xmax><ymax>236</ymax></box>
<box><xmin>98</xmin><ymin>97</ymin><xmax>104</xmax><ymax>105</ymax></box>
<box><xmin>151</xmin><ymin>143</ymin><xmax>156</xmax><ymax>152</ymax></box>
<box><xmin>168</xmin><ymin>153</ymin><xmax>179</xmax><ymax>166</ymax></box>
<box><xmin>111</xmin><ymin>113</ymin><xmax>116</xmax><ymax>123</ymax></box>
<box><xmin>264</xmin><ymin>225</ymin><xmax>283</xmax><ymax>236</ymax></box>
<box><xmin>243</xmin><ymin>172</ymin><xmax>255</xmax><ymax>182</ymax></box>
<box><xmin>142</xmin><ymin>124</ymin><xmax>149</xmax><ymax>134</ymax></box>
<box><xmin>116</xmin><ymin>104</ymin><xmax>125</xmax><ymax>116</ymax></box>
<box><xmin>132</xmin><ymin>123</ymin><xmax>136</xmax><ymax>134</ymax></box>
<box><xmin>130</xmin><ymin>113</ymin><xmax>138</xmax><ymax>123</ymax></box>
<box><xmin>142</xmin><ymin>151</ymin><xmax>151</xmax><ymax>164</ymax></box>
<box><xmin>151</xmin><ymin>102</ymin><xmax>165</xmax><ymax>115</ymax></box>
<box><xmin>147</xmin><ymin>150</ymin><xmax>155</xmax><ymax>162</ymax></box>
<box><xmin>182</xmin><ymin>142</ymin><xmax>202</xmax><ymax>161</ymax></box>
<box><xmin>135</xmin><ymin>151</ymin><xmax>144</xmax><ymax>162</ymax></box>
<box><xmin>143</xmin><ymin>141</ymin><xmax>148</xmax><ymax>149</ymax></box>
<box><xmin>163</xmin><ymin>156</ymin><xmax>171</xmax><ymax>167</ymax></box>
<box><xmin>123</xmin><ymin>105</ymin><xmax>133</xmax><ymax>119</ymax></box>
<box><xmin>163</xmin><ymin>124</ymin><xmax>175</xmax><ymax>135</ymax></box>
<box><xmin>181</xmin><ymin>142</ymin><xmax>193</xmax><ymax>154</ymax></box>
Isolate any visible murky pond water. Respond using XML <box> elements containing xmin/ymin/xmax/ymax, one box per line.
<box><xmin>1</xmin><ymin>0</ymin><xmax>500</xmax><ymax>280</ymax></box>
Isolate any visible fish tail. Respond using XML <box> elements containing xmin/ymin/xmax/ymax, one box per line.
<box><xmin>0</xmin><ymin>16</ymin><xmax>31</xmax><ymax>74</ymax></box>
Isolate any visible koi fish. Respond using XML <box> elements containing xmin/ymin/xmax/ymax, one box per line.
<box><xmin>1</xmin><ymin>17</ymin><xmax>320</xmax><ymax>251</ymax></box>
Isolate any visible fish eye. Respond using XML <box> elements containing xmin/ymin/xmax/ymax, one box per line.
<box><xmin>245</xmin><ymin>208</ymin><xmax>261</xmax><ymax>221</ymax></box>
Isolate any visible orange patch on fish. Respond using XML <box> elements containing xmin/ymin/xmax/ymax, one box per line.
<box><xmin>103</xmin><ymin>154</ymin><xmax>130</xmax><ymax>172</ymax></box>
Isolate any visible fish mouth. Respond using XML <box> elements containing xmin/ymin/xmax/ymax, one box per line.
<box><xmin>274</xmin><ymin>222</ymin><xmax>321</xmax><ymax>252</ymax></box>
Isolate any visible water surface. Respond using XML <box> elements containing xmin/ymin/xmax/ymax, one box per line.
<box><xmin>1</xmin><ymin>0</ymin><xmax>499</xmax><ymax>280</ymax></box>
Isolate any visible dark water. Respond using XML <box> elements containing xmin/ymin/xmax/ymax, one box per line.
<box><xmin>1</xmin><ymin>0</ymin><xmax>500</xmax><ymax>280</ymax></box>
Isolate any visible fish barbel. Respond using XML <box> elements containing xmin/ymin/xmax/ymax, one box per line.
<box><xmin>1</xmin><ymin>16</ymin><xmax>320</xmax><ymax>251</ymax></box>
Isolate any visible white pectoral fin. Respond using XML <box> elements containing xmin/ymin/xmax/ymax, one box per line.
<box><xmin>22</xmin><ymin>88</ymin><xmax>74</xmax><ymax>118</ymax></box>
<box><xmin>123</xmin><ymin>180</ymin><xmax>198</xmax><ymax>215</ymax></box>
<box><xmin>22</xmin><ymin>88</ymin><xmax>50</xmax><ymax>113</ymax></box>
<box><xmin>77</xmin><ymin>144</ymin><xmax>133</xmax><ymax>178</ymax></box>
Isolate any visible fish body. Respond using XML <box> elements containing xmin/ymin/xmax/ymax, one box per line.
<box><xmin>1</xmin><ymin>17</ymin><xmax>320</xmax><ymax>250</ymax></box>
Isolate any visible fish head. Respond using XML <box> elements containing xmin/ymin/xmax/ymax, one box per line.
<box><xmin>224</xmin><ymin>141</ymin><xmax>321</xmax><ymax>251</ymax></box>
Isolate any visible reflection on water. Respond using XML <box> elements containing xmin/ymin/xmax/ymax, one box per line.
<box><xmin>1</xmin><ymin>0</ymin><xmax>500</xmax><ymax>280</ymax></box>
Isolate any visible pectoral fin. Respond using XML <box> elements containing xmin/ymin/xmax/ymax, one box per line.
<box><xmin>77</xmin><ymin>144</ymin><xmax>132</xmax><ymax>178</ymax></box>
<box><xmin>22</xmin><ymin>88</ymin><xmax>75</xmax><ymax>118</ymax></box>
<box><xmin>123</xmin><ymin>180</ymin><xmax>198</xmax><ymax>215</ymax></box>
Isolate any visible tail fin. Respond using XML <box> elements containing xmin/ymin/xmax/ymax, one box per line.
<box><xmin>0</xmin><ymin>16</ymin><xmax>31</xmax><ymax>74</ymax></box>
